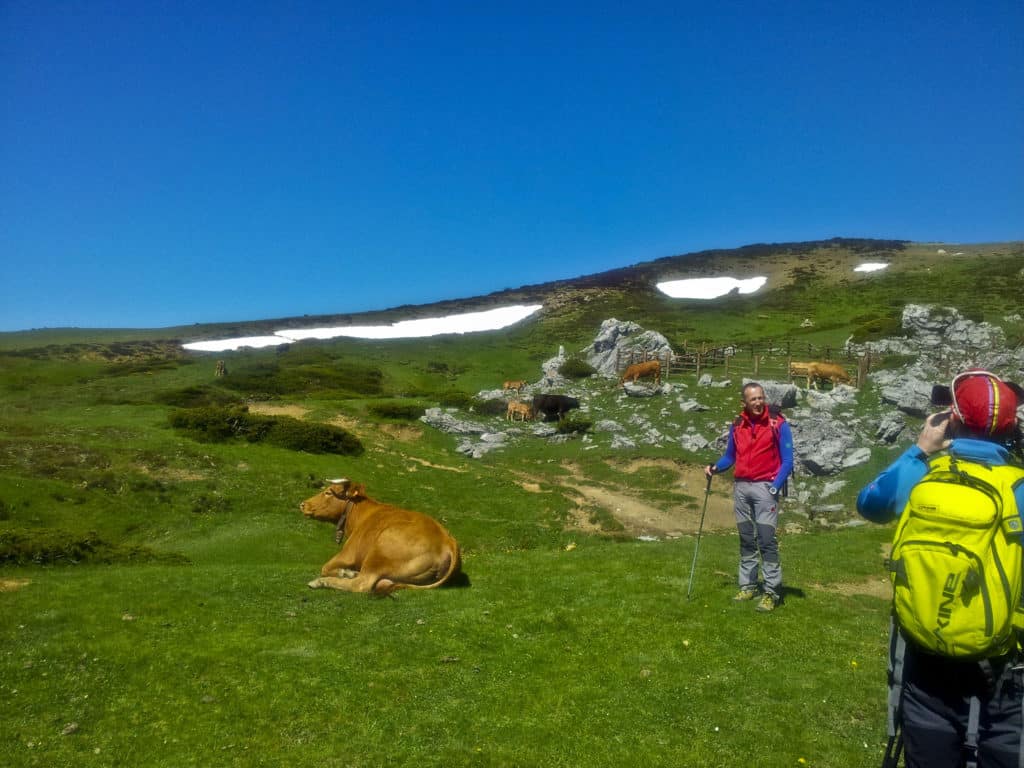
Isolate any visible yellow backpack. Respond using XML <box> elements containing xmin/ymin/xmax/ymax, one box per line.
<box><xmin>888</xmin><ymin>453</ymin><xmax>1024</xmax><ymax>658</ymax></box>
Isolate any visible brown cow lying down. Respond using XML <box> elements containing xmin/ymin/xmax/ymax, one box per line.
<box><xmin>620</xmin><ymin>360</ymin><xmax>661</xmax><ymax>386</ymax></box>
<box><xmin>300</xmin><ymin>479</ymin><xmax>462</xmax><ymax>595</ymax></box>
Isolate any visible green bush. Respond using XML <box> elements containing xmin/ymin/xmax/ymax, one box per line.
<box><xmin>473</xmin><ymin>397</ymin><xmax>509</xmax><ymax>416</ymax></box>
<box><xmin>438</xmin><ymin>390</ymin><xmax>475</xmax><ymax>409</ymax></box>
<box><xmin>0</xmin><ymin>528</ymin><xmax>189</xmax><ymax>566</ymax></box>
<box><xmin>168</xmin><ymin>407</ymin><xmax>364</xmax><ymax>456</ymax></box>
<box><xmin>559</xmin><ymin>356</ymin><xmax>596</xmax><ymax>379</ymax></box>
<box><xmin>262</xmin><ymin>416</ymin><xmax>365</xmax><ymax>455</ymax></box>
<box><xmin>156</xmin><ymin>385</ymin><xmax>240</xmax><ymax>408</ymax></box>
<box><xmin>368</xmin><ymin>402</ymin><xmax>425</xmax><ymax>420</ymax></box>
<box><xmin>556</xmin><ymin>416</ymin><xmax>592</xmax><ymax>435</ymax></box>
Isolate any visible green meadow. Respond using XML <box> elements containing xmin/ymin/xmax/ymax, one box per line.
<box><xmin>2</xmin><ymin>239</ymin><xmax>1023</xmax><ymax>767</ymax></box>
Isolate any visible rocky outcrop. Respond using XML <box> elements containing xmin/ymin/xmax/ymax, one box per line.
<box><xmin>584</xmin><ymin>319</ymin><xmax>673</xmax><ymax>378</ymax></box>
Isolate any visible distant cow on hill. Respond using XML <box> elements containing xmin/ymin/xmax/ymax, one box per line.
<box><xmin>620</xmin><ymin>360</ymin><xmax>661</xmax><ymax>387</ymax></box>
<box><xmin>532</xmin><ymin>394</ymin><xmax>580</xmax><ymax>421</ymax></box>
<box><xmin>790</xmin><ymin>361</ymin><xmax>852</xmax><ymax>390</ymax></box>
<box><xmin>502</xmin><ymin>379</ymin><xmax>527</xmax><ymax>394</ymax></box>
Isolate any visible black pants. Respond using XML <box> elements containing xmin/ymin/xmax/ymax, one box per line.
<box><xmin>899</xmin><ymin>643</ymin><xmax>1023</xmax><ymax>768</ymax></box>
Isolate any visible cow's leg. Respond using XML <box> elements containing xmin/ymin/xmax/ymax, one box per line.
<box><xmin>308</xmin><ymin>574</ymin><xmax>377</xmax><ymax>592</ymax></box>
<box><xmin>319</xmin><ymin>545</ymin><xmax>361</xmax><ymax>577</ymax></box>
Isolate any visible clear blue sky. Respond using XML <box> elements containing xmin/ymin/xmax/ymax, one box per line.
<box><xmin>2</xmin><ymin>1</ymin><xmax>1022</xmax><ymax>332</ymax></box>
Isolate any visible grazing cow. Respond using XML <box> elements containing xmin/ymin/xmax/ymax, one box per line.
<box><xmin>503</xmin><ymin>380</ymin><xmax>527</xmax><ymax>394</ymax></box>
<box><xmin>532</xmin><ymin>393</ymin><xmax>580</xmax><ymax>421</ymax></box>
<box><xmin>300</xmin><ymin>479</ymin><xmax>462</xmax><ymax>595</ymax></box>
<box><xmin>620</xmin><ymin>360</ymin><xmax>661</xmax><ymax>387</ymax></box>
<box><xmin>790</xmin><ymin>361</ymin><xmax>852</xmax><ymax>390</ymax></box>
<box><xmin>506</xmin><ymin>400</ymin><xmax>533</xmax><ymax>422</ymax></box>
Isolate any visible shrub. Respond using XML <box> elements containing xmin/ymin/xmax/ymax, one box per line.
<box><xmin>156</xmin><ymin>385</ymin><xmax>240</xmax><ymax>408</ymax></box>
<box><xmin>168</xmin><ymin>407</ymin><xmax>364</xmax><ymax>456</ymax></box>
<box><xmin>368</xmin><ymin>402</ymin><xmax>425</xmax><ymax>421</ymax></box>
<box><xmin>473</xmin><ymin>397</ymin><xmax>509</xmax><ymax>416</ymax></box>
<box><xmin>262</xmin><ymin>417</ymin><xmax>365</xmax><ymax>455</ymax></box>
<box><xmin>556</xmin><ymin>416</ymin><xmax>592</xmax><ymax>435</ymax></box>
<box><xmin>559</xmin><ymin>356</ymin><xmax>596</xmax><ymax>379</ymax></box>
<box><xmin>438</xmin><ymin>390</ymin><xmax>475</xmax><ymax>409</ymax></box>
<box><xmin>0</xmin><ymin>528</ymin><xmax>189</xmax><ymax>566</ymax></box>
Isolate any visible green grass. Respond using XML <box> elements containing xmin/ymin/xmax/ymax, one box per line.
<box><xmin>2</xmin><ymin>239</ymin><xmax>1023</xmax><ymax>767</ymax></box>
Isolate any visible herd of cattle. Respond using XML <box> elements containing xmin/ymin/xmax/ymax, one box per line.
<box><xmin>302</xmin><ymin>359</ymin><xmax>853</xmax><ymax>595</ymax></box>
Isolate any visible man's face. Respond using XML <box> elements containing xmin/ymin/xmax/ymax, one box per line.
<box><xmin>743</xmin><ymin>386</ymin><xmax>766</xmax><ymax>417</ymax></box>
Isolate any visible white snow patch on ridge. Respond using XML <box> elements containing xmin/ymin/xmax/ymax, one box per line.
<box><xmin>182</xmin><ymin>304</ymin><xmax>543</xmax><ymax>352</ymax></box>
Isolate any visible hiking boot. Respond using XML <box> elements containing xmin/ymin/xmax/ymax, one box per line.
<box><xmin>755</xmin><ymin>594</ymin><xmax>779</xmax><ymax>613</ymax></box>
<box><xmin>732</xmin><ymin>588</ymin><xmax>758</xmax><ymax>602</ymax></box>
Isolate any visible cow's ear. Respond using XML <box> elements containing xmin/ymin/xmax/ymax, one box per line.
<box><xmin>349</xmin><ymin>483</ymin><xmax>367</xmax><ymax>499</ymax></box>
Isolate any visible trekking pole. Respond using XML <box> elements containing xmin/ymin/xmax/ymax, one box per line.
<box><xmin>686</xmin><ymin>473</ymin><xmax>713</xmax><ymax>600</ymax></box>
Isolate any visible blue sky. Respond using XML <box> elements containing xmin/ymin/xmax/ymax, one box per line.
<box><xmin>2</xmin><ymin>1</ymin><xmax>1022</xmax><ymax>332</ymax></box>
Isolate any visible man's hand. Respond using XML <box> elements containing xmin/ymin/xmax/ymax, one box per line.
<box><xmin>917</xmin><ymin>411</ymin><xmax>952</xmax><ymax>456</ymax></box>
<box><xmin>704</xmin><ymin>464</ymin><xmax>715</xmax><ymax>479</ymax></box>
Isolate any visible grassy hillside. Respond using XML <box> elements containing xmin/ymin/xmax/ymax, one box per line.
<box><xmin>1</xmin><ymin>239</ymin><xmax>1022</xmax><ymax>767</ymax></box>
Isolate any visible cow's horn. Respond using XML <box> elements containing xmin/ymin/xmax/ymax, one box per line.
<box><xmin>326</xmin><ymin>477</ymin><xmax>348</xmax><ymax>484</ymax></box>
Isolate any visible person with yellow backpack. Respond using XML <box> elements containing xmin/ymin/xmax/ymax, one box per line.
<box><xmin>858</xmin><ymin>369</ymin><xmax>1024</xmax><ymax>768</ymax></box>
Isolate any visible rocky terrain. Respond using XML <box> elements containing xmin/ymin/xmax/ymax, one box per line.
<box><xmin>421</xmin><ymin>304</ymin><xmax>1024</xmax><ymax>527</ymax></box>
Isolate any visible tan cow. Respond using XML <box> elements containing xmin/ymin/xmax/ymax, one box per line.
<box><xmin>503</xmin><ymin>379</ymin><xmax>527</xmax><ymax>394</ymax></box>
<box><xmin>620</xmin><ymin>360</ymin><xmax>661</xmax><ymax>387</ymax></box>
<box><xmin>790</xmin><ymin>361</ymin><xmax>852</xmax><ymax>389</ymax></box>
<box><xmin>300</xmin><ymin>479</ymin><xmax>462</xmax><ymax>595</ymax></box>
<box><xmin>506</xmin><ymin>400</ymin><xmax>533</xmax><ymax>422</ymax></box>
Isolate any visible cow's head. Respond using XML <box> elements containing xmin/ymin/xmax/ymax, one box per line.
<box><xmin>300</xmin><ymin>478</ymin><xmax>368</xmax><ymax>521</ymax></box>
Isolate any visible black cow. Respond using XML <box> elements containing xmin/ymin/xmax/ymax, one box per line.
<box><xmin>532</xmin><ymin>393</ymin><xmax>580</xmax><ymax>421</ymax></box>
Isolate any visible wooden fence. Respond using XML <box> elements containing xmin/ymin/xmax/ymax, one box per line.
<box><xmin>616</xmin><ymin>341</ymin><xmax>872</xmax><ymax>388</ymax></box>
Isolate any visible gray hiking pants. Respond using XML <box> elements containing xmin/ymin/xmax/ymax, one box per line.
<box><xmin>734</xmin><ymin>480</ymin><xmax>782</xmax><ymax>599</ymax></box>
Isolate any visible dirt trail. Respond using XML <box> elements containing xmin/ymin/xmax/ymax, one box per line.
<box><xmin>555</xmin><ymin>460</ymin><xmax>736</xmax><ymax>537</ymax></box>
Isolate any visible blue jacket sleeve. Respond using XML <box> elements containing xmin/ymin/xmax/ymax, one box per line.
<box><xmin>713</xmin><ymin>425</ymin><xmax>737</xmax><ymax>475</ymax></box>
<box><xmin>856</xmin><ymin>445</ymin><xmax>930</xmax><ymax>524</ymax></box>
<box><xmin>771</xmin><ymin>420</ymin><xmax>795</xmax><ymax>493</ymax></box>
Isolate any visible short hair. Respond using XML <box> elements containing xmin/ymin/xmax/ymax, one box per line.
<box><xmin>742</xmin><ymin>381</ymin><xmax>764</xmax><ymax>398</ymax></box>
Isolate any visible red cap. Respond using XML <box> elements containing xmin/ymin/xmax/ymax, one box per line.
<box><xmin>951</xmin><ymin>369</ymin><xmax>1019</xmax><ymax>436</ymax></box>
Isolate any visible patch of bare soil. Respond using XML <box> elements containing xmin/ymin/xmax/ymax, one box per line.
<box><xmin>136</xmin><ymin>465</ymin><xmax>207</xmax><ymax>482</ymax></box>
<box><xmin>557</xmin><ymin>460</ymin><xmax>735</xmax><ymax>537</ymax></box>
<box><xmin>815</xmin><ymin>578</ymin><xmax>892</xmax><ymax>600</ymax></box>
<box><xmin>327</xmin><ymin>415</ymin><xmax>423</xmax><ymax>444</ymax></box>
<box><xmin>381</xmin><ymin>424</ymin><xmax>424</xmax><ymax>441</ymax></box>
<box><xmin>248</xmin><ymin>403</ymin><xmax>309</xmax><ymax>419</ymax></box>
<box><xmin>0</xmin><ymin>579</ymin><xmax>31</xmax><ymax>593</ymax></box>
<box><xmin>400</xmin><ymin>454</ymin><xmax>466</xmax><ymax>473</ymax></box>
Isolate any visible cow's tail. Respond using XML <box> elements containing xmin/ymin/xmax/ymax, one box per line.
<box><xmin>371</xmin><ymin>541</ymin><xmax>462</xmax><ymax>596</ymax></box>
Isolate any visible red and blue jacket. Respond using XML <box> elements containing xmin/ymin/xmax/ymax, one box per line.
<box><xmin>712</xmin><ymin>408</ymin><xmax>794</xmax><ymax>494</ymax></box>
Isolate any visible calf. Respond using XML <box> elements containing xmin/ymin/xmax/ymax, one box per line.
<box><xmin>502</xmin><ymin>380</ymin><xmax>527</xmax><ymax>394</ymax></box>
<box><xmin>506</xmin><ymin>400</ymin><xmax>533</xmax><ymax>422</ymax></box>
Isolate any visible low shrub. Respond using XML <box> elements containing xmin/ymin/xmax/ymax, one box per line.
<box><xmin>438</xmin><ymin>390</ymin><xmax>475</xmax><ymax>409</ymax></box>
<box><xmin>556</xmin><ymin>416</ymin><xmax>592</xmax><ymax>435</ymax></box>
<box><xmin>473</xmin><ymin>397</ymin><xmax>508</xmax><ymax>417</ymax></box>
<box><xmin>156</xmin><ymin>385</ymin><xmax>240</xmax><ymax>408</ymax></box>
<box><xmin>168</xmin><ymin>407</ymin><xmax>364</xmax><ymax>456</ymax></box>
<box><xmin>0</xmin><ymin>528</ymin><xmax>190</xmax><ymax>566</ymax></box>
<box><xmin>368</xmin><ymin>402</ymin><xmax>425</xmax><ymax>421</ymax></box>
<box><xmin>262</xmin><ymin>417</ymin><xmax>365</xmax><ymax>455</ymax></box>
<box><xmin>559</xmin><ymin>356</ymin><xmax>596</xmax><ymax>379</ymax></box>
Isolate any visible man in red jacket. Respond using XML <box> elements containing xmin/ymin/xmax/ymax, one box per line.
<box><xmin>704</xmin><ymin>382</ymin><xmax>795</xmax><ymax>612</ymax></box>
